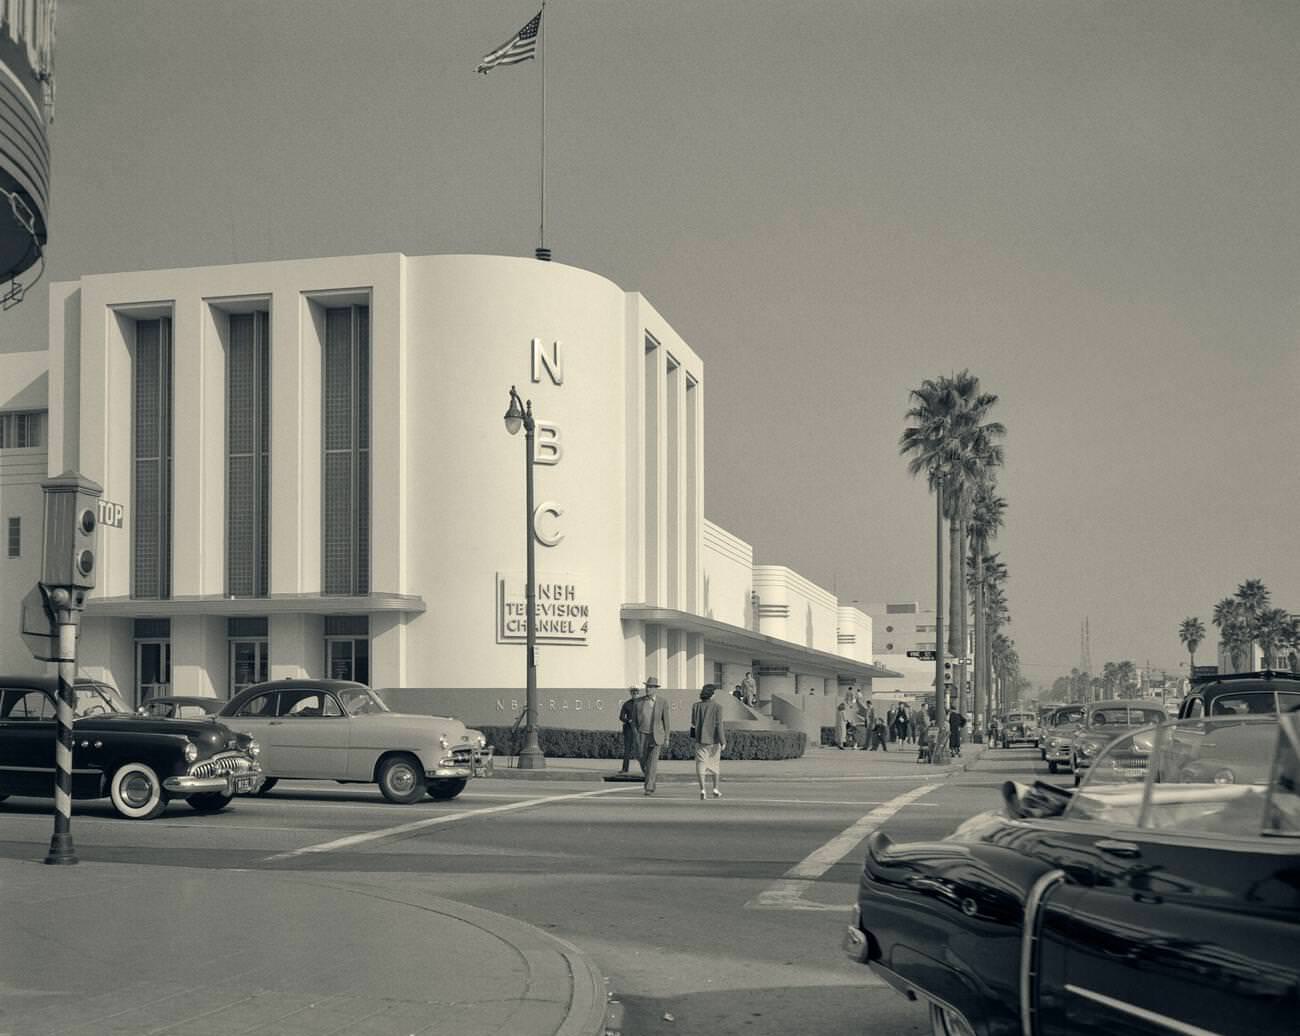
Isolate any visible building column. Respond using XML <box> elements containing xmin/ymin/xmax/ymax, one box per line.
<box><xmin>269</xmin><ymin>613</ymin><xmax>325</xmax><ymax>679</ymax></box>
<box><xmin>170</xmin><ymin>616</ymin><xmax>226</xmax><ymax>697</ymax></box>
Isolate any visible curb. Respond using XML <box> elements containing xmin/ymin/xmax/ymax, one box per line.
<box><xmin>300</xmin><ymin>875</ymin><xmax>610</xmax><ymax>1036</ymax></box>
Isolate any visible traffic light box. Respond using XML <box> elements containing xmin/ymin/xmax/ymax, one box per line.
<box><xmin>943</xmin><ymin>660</ymin><xmax>954</xmax><ymax>686</ymax></box>
<box><xmin>41</xmin><ymin>472</ymin><xmax>103</xmax><ymax>594</ymax></box>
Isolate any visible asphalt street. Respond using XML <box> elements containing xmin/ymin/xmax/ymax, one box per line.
<box><xmin>0</xmin><ymin>745</ymin><xmax>1062</xmax><ymax>1036</ymax></box>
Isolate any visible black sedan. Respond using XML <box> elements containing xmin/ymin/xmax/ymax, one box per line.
<box><xmin>138</xmin><ymin>695</ymin><xmax>225</xmax><ymax>720</ymax></box>
<box><xmin>844</xmin><ymin>713</ymin><xmax>1300</xmax><ymax>1036</ymax></box>
<box><xmin>0</xmin><ymin>676</ymin><xmax>264</xmax><ymax>819</ymax></box>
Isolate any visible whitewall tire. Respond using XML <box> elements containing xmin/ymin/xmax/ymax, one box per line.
<box><xmin>378</xmin><ymin>755</ymin><xmax>426</xmax><ymax>804</ymax></box>
<box><xmin>110</xmin><ymin>762</ymin><xmax>168</xmax><ymax>820</ymax></box>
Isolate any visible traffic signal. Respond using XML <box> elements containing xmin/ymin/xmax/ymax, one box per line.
<box><xmin>943</xmin><ymin>661</ymin><xmax>954</xmax><ymax>686</ymax></box>
<box><xmin>41</xmin><ymin>473</ymin><xmax>103</xmax><ymax>592</ymax></box>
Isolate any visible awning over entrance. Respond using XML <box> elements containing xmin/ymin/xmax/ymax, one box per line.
<box><xmin>621</xmin><ymin>605</ymin><xmax>902</xmax><ymax>681</ymax></box>
<box><xmin>84</xmin><ymin>592</ymin><xmax>426</xmax><ymax>617</ymax></box>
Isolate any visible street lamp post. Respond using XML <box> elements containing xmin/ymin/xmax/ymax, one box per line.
<box><xmin>504</xmin><ymin>386</ymin><xmax>545</xmax><ymax>769</ymax></box>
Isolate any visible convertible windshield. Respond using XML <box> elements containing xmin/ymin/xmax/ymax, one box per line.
<box><xmin>1089</xmin><ymin>707</ymin><xmax>1165</xmax><ymax>727</ymax></box>
<box><xmin>74</xmin><ymin>684</ymin><xmax>130</xmax><ymax>717</ymax></box>
<box><xmin>338</xmin><ymin>687</ymin><xmax>389</xmax><ymax>716</ymax></box>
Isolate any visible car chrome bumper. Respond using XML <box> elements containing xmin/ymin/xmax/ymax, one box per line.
<box><xmin>428</xmin><ymin>765</ymin><xmax>473</xmax><ymax>779</ymax></box>
<box><xmin>842</xmin><ymin>904</ymin><xmax>870</xmax><ymax>964</ymax></box>
<box><xmin>1044</xmin><ymin>746</ymin><xmax>1071</xmax><ymax>762</ymax></box>
<box><xmin>164</xmin><ymin>767</ymin><xmax>264</xmax><ymax>796</ymax></box>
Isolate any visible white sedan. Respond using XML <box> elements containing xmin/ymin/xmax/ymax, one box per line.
<box><xmin>218</xmin><ymin>679</ymin><xmax>488</xmax><ymax>803</ymax></box>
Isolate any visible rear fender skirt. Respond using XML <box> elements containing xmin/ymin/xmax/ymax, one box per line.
<box><xmin>1020</xmin><ymin>869</ymin><xmax>1066</xmax><ymax>1036</ymax></box>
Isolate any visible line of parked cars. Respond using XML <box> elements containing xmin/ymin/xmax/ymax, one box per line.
<box><xmin>0</xmin><ymin>675</ymin><xmax>492</xmax><ymax>820</ymax></box>
<box><xmin>844</xmin><ymin>670</ymin><xmax>1300</xmax><ymax>1036</ymax></box>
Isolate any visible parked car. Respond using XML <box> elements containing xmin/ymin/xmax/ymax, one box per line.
<box><xmin>138</xmin><ymin>695</ymin><xmax>224</xmax><ymax>720</ymax></box>
<box><xmin>1177</xmin><ymin>670</ymin><xmax>1300</xmax><ymax>720</ymax></box>
<box><xmin>0</xmin><ymin>675</ymin><xmax>263</xmax><ymax>819</ymax></box>
<box><xmin>843</xmin><ymin>713</ymin><xmax>1300</xmax><ymax>1036</ymax></box>
<box><xmin>998</xmin><ymin>709</ymin><xmax>1039</xmax><ymax>748</ymax></box>
<box><xmin>217</xmin><ymin>679</ymin><xmax>489</xmax><ymax>803</ymax></box>
<box><xmin>1069</xmin><ymin>699</ymin><xmax>1167</xmax><ymax>785</ymax></box>
<box><xmin>1041</xmin><ymin>703</ymin><xmax>1085</xmax><ymax>773</ymax></box>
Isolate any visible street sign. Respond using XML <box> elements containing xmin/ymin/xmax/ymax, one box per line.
<box><xmin>906</xmin><ymin>649</ymin><xmax>936</xmax><ymax>660</ymax></box>
<box><xmin>20</xmin><ymin>584</ymin><xmax>57</xmax><ymax>661</ymax></box>
<box><xmin>97</xmin><ymin>498</ymin><xmax>125</xmax><ymax>529</ymax></box>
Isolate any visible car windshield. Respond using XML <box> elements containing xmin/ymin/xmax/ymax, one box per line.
<box><xmin>1089</xmin><ymin>707</ymin><xmax>1165</xmax><ymax>727</ymax></box>
<box><xmin>74</xmin><ymin>684</ymin><xmax>131</xmax><ymax>717</ymax></box>
<box><xmin>338</xmin><ymin>687</ymin><xmax>389</xmax><ymax>716</ymax></box>
<box><xmin>1051</xmin><ymin>707</ymin><xmax>1084</xmax><ymax>726</ymax></box>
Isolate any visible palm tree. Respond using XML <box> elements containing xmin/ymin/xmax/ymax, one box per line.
<box><xmin>900</xmin><ymin>372</ymin><xmax>1004</xmax><ymax>716</ymax></box>
<box><xmin>1234</xmin><ymin>580</ymin><xmax>1271</xmax><ymax>667</ymax></box>
<box><xmin>1213</xmin><ymin>597</ymin><xmax>1252</xmax><ymax>671</ymax></box>
<box><xmin>1178</xmin><ymin>617</ymin><xmax>1205</xmax><ymax>674</ymax></box>
<box><xmin>1115</xmin><ymin>660</ymin><xmax>1137</xmax><ymax>695</ymax></box>
<box><xmin>1255</xmin><ymin>608</ymin><xmax>1291</xmax><ymax>668</ymax></box>
<box><xmin>967</xmin><ymin>485</ymin><xmax>1006</xmax><ymax>733</ymax></box>
<box><xmin>1282</xmin><ymin>616</ymin><xmax>1300</xmax><ymax>673</ymax></box>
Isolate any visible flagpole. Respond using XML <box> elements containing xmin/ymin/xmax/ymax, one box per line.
<box><xmin>537</xmin><ymin>1</ymin><xmax>549</xmax><ymax>261</ymax></box>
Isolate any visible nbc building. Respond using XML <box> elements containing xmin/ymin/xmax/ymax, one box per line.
<box><xmin>0</xmin><ymin>253</ymin><xmax>899</xmax><ymax>735</ymax></box>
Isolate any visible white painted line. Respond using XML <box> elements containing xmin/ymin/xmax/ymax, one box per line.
<box><xmin>745</xmin><ymin>782</ymin><xmax>942</xmax><ymax>911</ymax></box>
<box><xmin>729</xmin><ymin>798</ymin><xmax>941</xmax><ymax>807</ymax></box>
<box><xmin>261</xmin><ymin>785</ymin><xmax>636</xmax><ymax>862</ymax></box>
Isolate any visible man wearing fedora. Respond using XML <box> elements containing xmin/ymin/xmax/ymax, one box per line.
<box><xmin>637</xmin><ymin>677</ymin><xmax>671</xmax><ymax>795</ymax></box>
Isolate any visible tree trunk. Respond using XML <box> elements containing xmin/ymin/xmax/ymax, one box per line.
<box><xmin>957</xmin><ymin>514</ymin><xmax>969</xmax><ymax>712</ymax></box>
<box><xmin>973</xmin><ymin>545</ymin><xmax>985</xmax><ymax>733</ymax></box>
<box><xmin>947</xmin><ymin>514</ymin><xmax>962</xmax><ymax>660</ymax></box>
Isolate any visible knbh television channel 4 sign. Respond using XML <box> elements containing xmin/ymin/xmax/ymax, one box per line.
<box><xmin>495</xmin><ymin>572</ymin><xmax>590</xmax><ymax>646</ymax></box>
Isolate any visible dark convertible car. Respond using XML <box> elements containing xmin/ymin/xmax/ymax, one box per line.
<box><xmin>0</xmin><ymin>675</ymin><xmax>263</xmax><ymax>819</ymax></box>
<box><xmin>844</xmin><ymin>713</ymin><xmax>1300</xmax><ymax>1036</ymax></box>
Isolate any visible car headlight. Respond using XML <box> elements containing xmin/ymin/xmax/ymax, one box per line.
<box><xmin>246</xmin><ymin>738</ymin><xmax>260</xmax><ymax>758</ymax></box>
<box><xmin>439</xmin><ymin>734</ymin><xmax>449</xmax><ymax>750</ymax></box>
<box><xmin>477</xmin><ymin>735</ymin><xmax>486</xmax><ymax>749</ymax></box>
<box><xmin>184</xmin><ymin>741</ymin><xmax>199</xmax><ymax>763</ymax></box>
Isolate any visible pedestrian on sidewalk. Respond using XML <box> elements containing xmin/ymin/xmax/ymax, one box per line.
<box><xmin>741</xmin><ymin>670</ymin><xmax>758</xmax><ymax>707</ymax></box>
<box><xmin>637</xmin><ymin>677</ymin><xmax>670</xmax><ymax>795</ymax></box>
<box><xmin>618</xmin><ymin>686</ymin><xmax>642</xmax><ymax>774</ymax></box>
<box><xmin>690</xmin><ymin>684</ymin><xmax>726</xmax><ymax>799</ymax></box>
<box><xmin>948</xmin><ymin>707</ymin><xmax>966</xmax><ymax>758</ymax></box>
<box><xmin>873</xmin><ymin>711</ymin><xmax>889</xmax><ymax>751</ymax></box>
<box><xmin>835</xmin><ymin>696</ymin><xmax>849</xmax><ymax>749</ymax></box>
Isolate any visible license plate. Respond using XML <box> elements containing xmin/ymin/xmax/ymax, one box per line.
<box><xmin>234</xmin><ymin>775</ymin><xmax>257</xmax><ymax>793</ymax></box>
<box><xmin>1113</xmin><ymin>766</ymin><xmax>1146</xmax><ymax>778</ymax></box>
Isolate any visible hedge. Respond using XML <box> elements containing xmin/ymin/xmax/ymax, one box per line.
<box><xmin>479</xmin><ymin>726</ymin><xmax>807</xmax><ymax>761</ymax></box>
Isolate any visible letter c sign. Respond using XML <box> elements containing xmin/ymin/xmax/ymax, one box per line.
<box><xmin>533</xmin><ymin>501</ymin><xmax>564</xmax><ymax>547</ymax></box>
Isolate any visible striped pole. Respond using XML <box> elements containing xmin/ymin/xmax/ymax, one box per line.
<box><xmin>44</xmin><ymin>608</ymin><xmax>78</xmax><ymax>865</ymax></box>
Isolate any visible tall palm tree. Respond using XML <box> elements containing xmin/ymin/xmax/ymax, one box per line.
<box><xmin>901</xmin><ymin>371</ymin><xmax>1004</xmax><ymax>717</ymax></box>
<box><xmin>967</xmin><ymin>485</ymin><xmax>1006</xmax><ymax>732</ymax></box>
<box><xmin>1234</xmin><ymin>579</ymin><xmax>1271</xmax><ymax>667</ymax></box>
<box><xmin>1255</xmin><ymin>608</ymin><xmax>1291</xmax><ymax>668</ymax></box>
<box><xmin>1213</xmin><ymin>597</ymin><xmax>1252</xmax><ymax>671</ymax></box>
<box><xmin>1283</xmin><ymin>616</ymin><xmax>1300</xmax><ymax>673</ymax></box>
<box><xmin>1115</xmin><ymin>660</ymin><xmax>1137</xmax><ymax>695</ymax></box>
<box><xmin>1178</xmin><ymin>617</ymin><xmax>1205</xmax><ymax>675</ymax></box>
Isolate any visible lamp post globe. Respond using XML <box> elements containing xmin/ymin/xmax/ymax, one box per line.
<box><xmin>505</xmin><ymin>386</ymin><xmax>544</xmax><ymax>769</ymax></box>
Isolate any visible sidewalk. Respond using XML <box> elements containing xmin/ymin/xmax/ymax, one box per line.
<box><xmin>0</xmin><ymin>858</ymin><xmax>606</xmax><ymax>1036</ymax></box>
<box><xmin>491</xmin><ymin>739</ymin><xmax>989</xmax><ymax>782</ymax></box>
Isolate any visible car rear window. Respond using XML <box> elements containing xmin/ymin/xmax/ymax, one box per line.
<box><xmin>1090</xmin><ymin>707</ymin><xmax>1165</xmax><ymax>726</ymax></box>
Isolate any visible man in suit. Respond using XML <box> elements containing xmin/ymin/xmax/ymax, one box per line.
<box><xmin>618</xmin><ymin>686</ymin><xmax>641</xmax><ymax>774</ymax></box>
<box><xmin>637</xmin><ymin>677</ymin><xmax>671</xmax><ymax>795</ymax></box>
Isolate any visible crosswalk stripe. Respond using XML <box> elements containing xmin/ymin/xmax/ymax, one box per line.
<box><xmin>745</xmin><ymin>782</ymin><xmax>942</xmax><ymax>911</ymax></box>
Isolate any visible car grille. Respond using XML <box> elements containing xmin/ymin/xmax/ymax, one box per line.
<box><xmin>190</xmin><ymin>752</ymin><xmax>253</xmax><ymax>778</ymax></box>
<box><xmin>451</xmin><ymin>746</ymin><xmax>473</xmax><ymax>765</ymax></box>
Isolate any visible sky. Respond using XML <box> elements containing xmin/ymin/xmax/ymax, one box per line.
<box><xmin>2</xmin><ymin>0</ymin><xmax>1297</xmax><ymax>684</ymax></box>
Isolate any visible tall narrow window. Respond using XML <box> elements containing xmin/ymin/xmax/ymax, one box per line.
<box><xmin>322</xmin><ymin>305</ymin><xmax>370</xmax><ymax>595</ymax></box>
<box><xmin>6</xmin><ymin>516</ymin><xmax>19</xmax><ymax>558</ymax></box>
<box><xmin>227</xmin><ymin>311</ymin><xmax>270</xmax><ymax>596</ymax></box>
<box><xmin>133</xmin><ymin>317</ymin><xmax>172</xmax><ymax>599</ymax></box>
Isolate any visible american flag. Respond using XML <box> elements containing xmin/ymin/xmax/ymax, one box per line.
<box><xmin>476</xmin><ymin>11</ymin><xmax>542</xmax><ymax>74</ymax></box>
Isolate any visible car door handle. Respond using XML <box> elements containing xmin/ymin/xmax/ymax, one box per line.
<box><xmin>1095</xmin><ymin>839</ymin><xmax>1141</xmax><ymax>858</ymax></box>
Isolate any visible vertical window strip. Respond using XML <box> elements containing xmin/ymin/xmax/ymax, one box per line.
<box><xmin>322</xmin><ymin>305</ymin><xmax>370</xmax><ymax>596</ymax></box>
<box><xmin>6</xmin><ymin>516</ymin><xmax>19</xmax><ymax>558</ymax></box>
<box><xmin>226</xmin><ymin>312</ymin><xmax>271</xmax><ymax>597</ymax></box>
<box><xmin>132</xmin><ymin>318</ymin><xmax>173</xmax><ymax>599</ymax></box>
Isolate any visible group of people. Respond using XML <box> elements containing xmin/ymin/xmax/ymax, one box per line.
<box><xmin>730</xmin><ymin>671</ymin><xmax>758</xmax><ymax>708</ymax></box>
<box><xmin>619</xmin><ymin>678</ymin><xmax>726</xmax><ymax>799</ymax></box>
<box><xmin>834</xmin><ymin>693</ymin><xmax>968</xmax><ymax>759</ymax></box>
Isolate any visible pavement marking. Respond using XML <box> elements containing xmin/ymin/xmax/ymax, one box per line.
<box><xmin>729</xmin><ymin>797</ymin><xmax>940</xmax><ymax>807</ymax></box>
<box><xmin>745</xmin><ymin>781</ymin><xmax>942</xmax><ymax>912</ymax></box>
<box><xmin>260</xmin><ymin>785</ymin><xmax>637</xmax><ymax>862</ymax></box>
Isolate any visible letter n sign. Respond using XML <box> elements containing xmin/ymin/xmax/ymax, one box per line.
<box><xmin>531</xmin><ymin>338</ymin><xmax>563</xmax><ymax>385</ymax></box>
